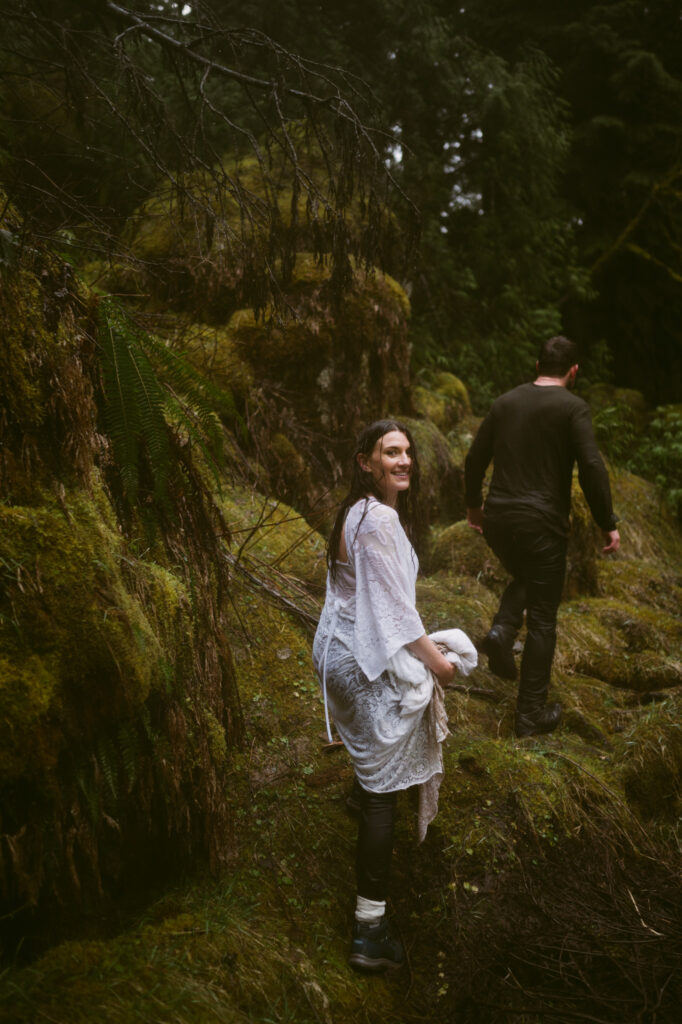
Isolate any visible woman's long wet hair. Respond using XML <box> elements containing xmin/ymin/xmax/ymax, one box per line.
<box><xmin>326</xmin><ymin>419</ymin><xmax>421</xmax><ymax>578</ymax></box>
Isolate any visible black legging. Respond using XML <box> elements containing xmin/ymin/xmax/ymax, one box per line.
<box><xmin>355</xmin><ymin>780</ymin><xmax>397</xmax><ymax>901</ymax></box>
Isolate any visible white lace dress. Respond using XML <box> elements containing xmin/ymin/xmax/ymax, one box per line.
<box><xmin>312</xmin><ymin>497</ymin><xmax>444</xmax><ymax>795</ymax></box>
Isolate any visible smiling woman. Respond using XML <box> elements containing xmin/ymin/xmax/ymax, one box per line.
<box><xmin>357</xmin><ymin>429</ymin><xmax>413</xmax><ymax>508</ymax></box>
<box><xmin>312</xmin><ymin>420</ymin><xmax>458</xmax><ymax>972</ymax></box>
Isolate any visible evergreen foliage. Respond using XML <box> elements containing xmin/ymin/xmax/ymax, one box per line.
<box><xmin>2</xmin><ymin>1</ymin><xmax>681</xmax><ymax>405</ymax></box>
<box><xmin>97</xmin><ymin>297</ymin><xmax>229</xmax><ymax>522</ymax></box>
<box><xmin>628</xmin><ymin>406</ymin><xmax>682</xmax><ymax>523</ymax></box>
<box><xmin>98</xmin><ymin>299</ymin><xmax>172</xmax><ymax>505</ymax></box>
<box><xmin>464</xmin><ymin>0</ymin><xmax>682</xmax><ymax>405</ymax></box>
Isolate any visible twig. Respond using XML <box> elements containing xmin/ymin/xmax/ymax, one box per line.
<box><xmin>446</xmin><ymin>683</ymin><xmax>496</xmax><ymax>701</ymax></box>
<box><xmin>626</xmin><ymin>888</ymin><xmax>665</xmax><ymax>938</ymax></box>
<box><xmin>225</xmin><ymin>551</ymin><xmax>321</xmax><ymax>630</ymax></box>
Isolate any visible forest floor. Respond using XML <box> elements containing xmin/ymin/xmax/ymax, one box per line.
<box><xmin>1</xmin><ymin>485</ymin><xmax>682</xmax><ymax>1024</ymax></box>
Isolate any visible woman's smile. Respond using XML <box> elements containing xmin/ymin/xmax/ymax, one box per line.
<box><xmin>359</xmin><ymin>430</ymin><xmax>412</xmax><ymax>507</ymax></box>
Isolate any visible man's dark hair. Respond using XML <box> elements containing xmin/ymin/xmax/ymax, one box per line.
<box><xmin>537</xmin><ymin>335</ymin><xmax>579</xmax><ymax>377</ymax></box>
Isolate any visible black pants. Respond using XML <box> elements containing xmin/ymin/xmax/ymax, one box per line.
<box><xmin>355</xmin><ymin>780</ymin><xmax>397</xmax><ymax>902</ymax></box>
<box><xmin>483</xmin><ymin>516</ymin><xmax>567</xmax><ymax>714</ymax></box>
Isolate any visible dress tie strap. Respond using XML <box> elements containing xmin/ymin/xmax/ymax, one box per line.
<box><xmin>319</xmin><ymin>599</ymin><xmax>342</xmax><ymax>743</ymax></box>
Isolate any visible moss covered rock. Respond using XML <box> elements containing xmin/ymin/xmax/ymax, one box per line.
<box><xmin>401</xmin><ymin>417</ymin><xmax>465</xmax><ymax>542</ymax></box>
<box><xmin>0</xmin><ymin>250</ymin><xmax>242</xmax><ymax>955</ymax></box>
<box><xmin>0</xmin><ymin>479</ymin><xmax>243</xmax><ymax>952</ymax></box>
<box><xmin>413</xmin><ymin>370</ymin><xmax>472</xmax><ymax>433</ymax></box>
<box><xmin>216</xmin><ymin>260</ymin><xmax>412</xmax><ymax>519</ymax></box>
<box><xmin>104</xmin><ymin>138</ymin><xmax>383</xmax><ymax>319</ymax></box>
<box><xmin>220</xmin><ymin>485</ymin><xmax>327</xmax><ymax>590</ymax></box>
<box><xmin>0</xmin><ymin>258</ymin><xmax>96</xmax><ymax>500</ymax></box>
<box><xmin>228</xmin><ymin>262</ymin><xmax>410</xmax><ymax>433</ymax></box>
<box><xmin>427</xmin><ymin>519</ymin><xmax>506</xmax><ymax>587</ymax></box>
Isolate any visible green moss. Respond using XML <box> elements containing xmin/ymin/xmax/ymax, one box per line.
<box><xmin>401</xmin><ymin>417</ymin><xmax>464</xmax><ymax>534</ymax></box>
<box><xmin>615</xmin><ymin>695</ymin><xmax>682</xmax><ymax>821</ymax></box>
<box><xmin>226</xmin><ymin>263</ymin><xmax>411</xmax><ymax>421</ymax></box>
<box><xmin>563</xmin><ymin>487</ymin><xmax>601</xmax><ymax>595</ymax></box>
<box><xmin>439</xmin><ymin>737</ymin><xmax>571</xmax><ymax>863</ymax></box>
<box><xmin>0</xmin><ymin>256</ymin><xmax>96</xmax><ymax>499</ymax></box>
<box><xmin>557</xmin><ymin>589</ymin><xmax>681</xmax><ymax>692</ymax></box>
<box><xmin>124</xmin><ymin>190</ymin><xmax>184</xmax><ymax>262</ymax></box>
<box><xmin>160</xmin><ymin>319</ymin><xmax>254</xmax><ymax>402</ymax></box>
<box><xmin>0</xmin><ymin>491</ymin><xmax>163</xmax><ymax>717</ymax></box>
<box><xmin>220</xmin><ymin>485</ymin><xmax>326</xmax><ymax>588</ymax></box>
<box><xmin>413</xmin><ymin>383</ymin><xmax>447</xmax><ymax>425</ymax></box>
<box><xmin>0</xmin><ymin>274</ymin><xmax>47</xmax><ymax>431</ymax></box>
<box><xmin>122</xmin><ymin>146</ymin><xmax>382</xmax><ymax>263</ymax></box>
<box><xmin>573</xmin><ymin>648</ymin><xmax>680</xmax><ymax>692</ymax></box>
<box><xmin>610</xmin><ymin>466</ymin><xmax>682</xmax><ymax>564</ymax></box>
<box><xmin>0</xmin><ymin>486</ymin><xmax>181</xmax><ymax>802</ymax></box>
<box><xmin>427</xmin><ymin>519</ymin><xmax>506</xmax><ymax>586</ymax></box>
<box><xmin>114</xmin><ymin>139</ymin><xmax>388</xmax><ymax>316</ymax></box>
<box><xmin>413</xmin><ymin>371</ymin><xmax>471</xmax><ymax>433</ymax></box>
<box><xmin>416</xmin><ymin>571</ymin><xmax>494</xmax><ymax>634</ymax></box>
<box><xmin>201</xmin><ymin>707</ymin><xmax>228</xmax><ymax>765</ymax></box>
<box><xmin>289</xmin><ymin>251</ymin><xmax>333</xmax><ymax>286</ymax></box>
<box><xmin>598</xmin><ymin>557</ymin><xmax>682</xmax><ymax>617</ymax></box>
<box><xmin>0</xmin><ymin>470</ymin><xmax>242</xmax><ymax>932</ymax></box>
<box><xmin>0</xmin><ymin>653</ymin><xmax>60</xmax><ymax>778</ymax></box>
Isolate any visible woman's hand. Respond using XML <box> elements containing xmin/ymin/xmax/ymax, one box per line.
<box><xmin>406</xmin><ymin>634</ymin><xmax>457</xmax><ymax>685</ymax></box>
<box><xmin>436</xmin><ymin>658</ymin><xmax>457</xmax><ymax>687</ymax></box>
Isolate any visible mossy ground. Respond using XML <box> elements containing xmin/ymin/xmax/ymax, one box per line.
<box><xmin>3</xmin><ymin>465</ymin><xmax>681</xmax><ymax>1023</ymax></box>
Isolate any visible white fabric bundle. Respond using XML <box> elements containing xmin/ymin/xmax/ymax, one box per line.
<box><xmin>386</xmin><ymin>628</ymin><xmax>478</xmax><ymax>841</ymax></box>
<box><xmin>387</xmin><ymin>627</ymin><xmax>478</xmax><ymax>715</ymax></box>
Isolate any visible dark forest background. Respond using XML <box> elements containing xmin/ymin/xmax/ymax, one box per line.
<box><xmin>2</xmin><ymin>0</ymin><xmax>681</xmax><ymax>408</ymax></box>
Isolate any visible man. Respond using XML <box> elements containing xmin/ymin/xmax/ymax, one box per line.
<box><xmin>464</xmin><ymin>335</ymin><xmax>620</xmax><ymax>738</ymax></box>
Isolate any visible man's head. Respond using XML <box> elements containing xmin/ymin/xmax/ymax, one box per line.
<box><xmin>536</xmin><ymin>335</ymin><xmax>579</xmax><ymax>380</ymax></box>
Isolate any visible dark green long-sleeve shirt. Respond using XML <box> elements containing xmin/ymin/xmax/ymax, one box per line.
<box><xmin>464</xmin><ymin>383</ymin><xmax>618</xmax><ymax>537</ymax></box>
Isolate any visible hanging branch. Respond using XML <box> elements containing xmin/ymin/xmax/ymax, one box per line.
<box><xmin>587</xmin><ymin>166</ymin><xmax>682</xmax><ymax>280</ymax></box>
<box><xmin>1</xmin><ymin>0</ymin><xmax>418</xmax><ymax>313</ymax></box>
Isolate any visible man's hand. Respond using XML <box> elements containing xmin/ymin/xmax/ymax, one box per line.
<box><xmin>602</xmin><ymin>529</ymin><xmax>620</xmax><ymax>554</ymax></box>
<box><xmin>467</xmin><ymin>507</ymin><xmax>484</xmax><ymax>534</ymax></box>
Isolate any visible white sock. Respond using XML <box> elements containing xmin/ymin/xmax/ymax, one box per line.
<box><xmin>355</xmin><ymin>895</ymin><xmax>385</xmax><ymax>923</ymax></box>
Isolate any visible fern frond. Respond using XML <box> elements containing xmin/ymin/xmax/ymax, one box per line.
<box><xmin>141</xmin><ymin>330</ymin><xmax>234</xmax><ymax>477</ymax></box>
<box><xmin>75</xmin><ymin>766</ymin><xmax>101</xmax><ymax>825</ymax></box>
<box><xmin>118</xmin><ymin>722</ymin><xmax>139</xmax><ymax>793</ymax></box>
<box><xmin>98</xmin><ymin>298</ymin><xmax>171</xmax><ymax>503</ymax></box>
<box><xmin>96</xmin><ymin>735</ymin><xmax>118</xmax><ymax>805</ymax></box>
<box><xmin>97</xmin><ymin>299</ymin><xmax>232</xmax><ymax>503</ymax></box>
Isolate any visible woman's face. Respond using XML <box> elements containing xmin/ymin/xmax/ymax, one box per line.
<box><xmin>358</xmin><ymin>430</ymin><xmax>412</xmax><ymax>507</ymax></box>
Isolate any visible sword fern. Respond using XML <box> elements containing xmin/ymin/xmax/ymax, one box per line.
<box><xmin>96</xmin><ymin>298</ymin><xmax>231</xmax><ymax>511</ymax></box>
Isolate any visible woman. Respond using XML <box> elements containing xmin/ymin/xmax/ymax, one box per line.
<box><xmin>312</xmin><ymin>419</ymin><xmax>456</xmax><ymax>972</ymax></box>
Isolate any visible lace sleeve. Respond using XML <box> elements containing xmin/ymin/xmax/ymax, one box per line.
<box><xmin>348</xmin><ymin>502</ymin><xmax>425</xmax><ymax>680</ymax></box>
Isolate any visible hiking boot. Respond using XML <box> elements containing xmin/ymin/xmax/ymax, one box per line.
<box><xmin>515</xmin><ymin>702</ymin><xmax>562</xmax><ymax>738</ymax></box>
<box><xmin>480</xmin><ymin>626</ymin><xmax>517</xmax><ymax>680</ymax></box>
<box><xmin>349</xmin><ymin>917</ymin><xmax>404</xmax><ymax>972</ymax></box>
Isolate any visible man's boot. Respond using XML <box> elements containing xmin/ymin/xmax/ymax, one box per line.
<box><xmin>514</xmin><ymin>702</ymin><xmax>562</xmax><ymax>738</ymax></box>
<box><xmin>479</xmin><ymin>626</ymin><xmax>517</xmax><ymax>680</ymax></box>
